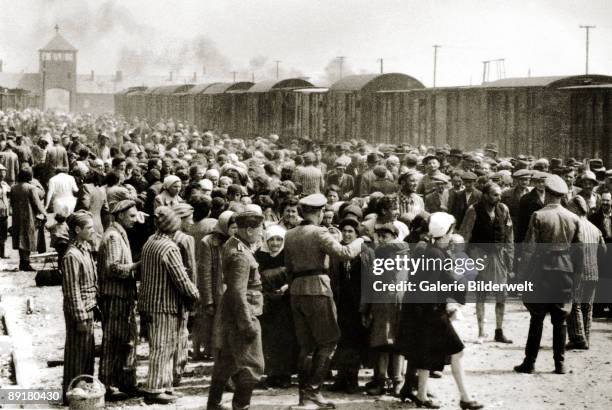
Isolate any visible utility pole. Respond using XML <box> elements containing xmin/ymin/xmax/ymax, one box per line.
<box><xmin>274</xmin><ymin>60</ymin><xmax>281</xmax><ymax>79</ymax></box>
<box><xmin>432</xmin><ymin>45</ymin><xmax>441</xmax><ymax>88</ymax></box>
<box><xmin>377</xmin><ymin>58</ymin><xmax>384</xmax><ymax>74</ymax></box>
<box><xmin>579</xmin><ymin>25</ymin><xmax>595</xmax><ymax>74</ymax></box>
<box><xmin>482</xmin><ymin>60</ymin><xmax>490</xmax><ymax>83</ymax></box>
<box><xmin>337</xmin><ymin>56</ymin><xmax>346</xmax><ymax>79</ymax></box>
<box><xmin>251</xmin><ymin>72</ymin><xmax>255</xmax><ymax>83</ymax></box>
<box><xmin>231</xmin><ymin>71</ymin><xmax>237</xmax><ymax>82</ymax></box>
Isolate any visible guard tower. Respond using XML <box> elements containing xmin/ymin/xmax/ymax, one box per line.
<box><xmin>39</xmin><ymin>25</ymin><xmax>77</xmax><ymax>111</ymax></box>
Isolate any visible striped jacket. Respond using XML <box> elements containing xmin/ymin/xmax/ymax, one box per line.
<box><xmin>576</xmin><ymin>216</ymin><xmax>606</xmax><ymax>282</ymax></box>
<box><xmin>62</xmin><ymin>241</ymin><xmax>98</xmax><ymax>322</ymax></box>
<box><xmin>295</xmin><ymin>165</ymin><xmax>325</xmax><ymax>195</ymax></box>
<box><xmin>98</xmin><ymin>222</ymin><xmax>137</xmax><ymax>299</ymax></box>
<box><xmin>174</xmin><ymin>230</ymin><xmax>196</xmax><ymax>284</ymax></box>
<box><xmin>138</xmin><ymin>233</ymin><xmax>199</xmax><ymax>314</ymax></box>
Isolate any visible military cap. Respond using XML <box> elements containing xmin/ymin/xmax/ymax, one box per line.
<box><xmin>299</xmin><ymin>193</ymin><xmax>327</xmax><ymax>209</ymax></box>
<box><xmin>513</xmin><ymin>169</ymin><xmax>532</xmax><ymax>178</ymax></box>
<box><xmin>461</xmin><ymin>171</ymin><xmax>477</xmax><ymax>181</ymax></box>
<box><xmin>110</xmin><ymin>199</ymin><xmax>136</xmax><ymax>215</ymax></box>
<box><xmin>530</xmin><ymin>170</ymin><xmax>548</xmax><ymax>181</ymax></box>
<box><xmin>235</xmin><ymin>211</ymin><xmax>264</xmax><ymax>228</ymax></box>
<box><xmin>544</xmin><ymin>174</ymin><xmax>569</xmax><ymax>196</ymax></box>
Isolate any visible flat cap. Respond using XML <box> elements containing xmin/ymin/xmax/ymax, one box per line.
<box><xmin>545</xmin><ymin>174</ymin><xmax>569</xmax><ymax>196</ymax></box>
<box><xmin>484</xmin><ymin>143</ymin><xmax>498</xmax><ymax>153</ymax></box>
<box><xmin>489</xmin><ymin>172</ymin><xmax>502</xmax><ymax>181</ymax></box>
<box><xmin>581</xmin><ymin>170</ymin><xmax>598</xmax><ymax>183</ymax></box>
<box><xmin>373</xmin><ymin>165</ymin><xmax>388</xmax><ymax>177</ymax></box>
<box><xmin>449</xmin><ymin>148</ymin><xmax>463</xmax><ymax>157</ymax></box>
<box><xmin>110</xmin><ymin>199</ymin><xmax>136</xmax><ymax>214</ymax></box>
<box><xmin>433</xmin><ymin>173</ymin><xmax>450</xmax><ymax>183</ymax></box>
<box><xmin>422</xmin><ymin>154</ymin><xmax>438</xmax><ymax>164</ymax></box>
<box><xmin>497</xmin><ymin>160</ymin><xmax>514</xmax><ymax>170</ymax></box>
<box><xmin>461</xmin><ymin>171</ymin><xmax>477</xmax><ymax>181</ymax></box>
<box><xmin>235</xmin><ymin>211</ymin><xmax>264</xmax><ymax>228</ymax></box>
<box><xmin>340</xmin><ymin>204</ymin><xmax>363</xmax><ymax>220</ymax></box>
<box><xmin>374</xmin><ymin>223</ymin><xmax>399</xmax><ymax>237</ymax></box>
<box><xmin>513</xmin><ymin>169</ymin><xmax>532</xmax><ymax>178</ymax></box>
<box><xmin>299</xmin><ymin>193</ymin><xmax>327</xmax><ymax>208</ymax></box>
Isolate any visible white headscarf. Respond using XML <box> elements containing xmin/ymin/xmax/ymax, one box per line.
<box><xmin>428</xmin><ymin>212</ymin><xmax>456</xmax><ymax>238</ymax></box>
<box><xmin>162</xmin><ymin>175</ymin><xmax>181</xmax><ymax>192</ymax></box>
<box><xmin>265</xmin><ymin>224</ymin><xmax>286</xmax><ymax>257</ymax></box>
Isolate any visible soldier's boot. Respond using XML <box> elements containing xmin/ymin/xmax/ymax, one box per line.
<box><xmin>303</xmin><ymin>357</ymin><xmax>335</xmax><ymax>409</ymax></box>
<box><xmin>297</xmin><ymin>355</ymin><xmax>313</xmax><ymax>405</ymax></box>
<box><xmin>232</xmin><ymin>381</ymin><xmax>256</xmax><ymax>410</ymax></box>
<box><xmin>207</xmin><ymin>378</ymin><xmax>230</xmax><ymax>410</ymax></box>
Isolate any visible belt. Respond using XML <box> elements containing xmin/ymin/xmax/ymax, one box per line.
<box><xmin>291</xmin><ymin>269</ymin><xmax>328</xmax><ymax>279</ymax></box>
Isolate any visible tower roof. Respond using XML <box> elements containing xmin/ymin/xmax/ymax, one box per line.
<box><xmin>40</xmin><ymin>28</ymin><xmax>77</xmax><ymax>52</ymax></box>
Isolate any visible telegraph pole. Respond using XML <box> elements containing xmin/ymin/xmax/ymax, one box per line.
<box><xmin>274</xmin><ymin>60</ymin><xmax>281</xmax><ymax>79</ymax></box>
<box><xmin>377</xmin><ymin>58</ymin><xmax>384</xmax><ymax>74</ymax></box>
<box><xmin>432</xmin><ymin>45</ymin><xmax>441</xmax><ymax>88</ymax></box>
<box><xmin>579</xmin><ymin>25</ymin><xmax>595</xmax><ymax>74</ymax></box>
<box><xmin>231</xmin><ymin>71</ymin><xmax>237</xmax><ymax>82</ymax></box>
<box><xmin>251</xmin><ymin>72</ymin><xmax>255</xmax><ymax>83</ymax></box>
<box><xmin>337</xmin><ymin>56</ymin><xmax>346</xmax><ymax>79</ymax></box>
<box><xmin>482</xmin><ymin>60</ymin><xmax>490</xmax><ymax>83</ymax></box>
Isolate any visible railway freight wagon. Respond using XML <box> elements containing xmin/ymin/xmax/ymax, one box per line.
<box><xmin>0</xmin><ymin>89</ymin><xmax>39</xmax><ymax>111</ymax></box>
<box><xmin>150</xmin><ymin>85</ymin><xmax>194</xmax><ymax>123</ymax></box>
<box><xmin>243</xmin><ymin>79</ymin><xmax>314</xmax><ymax>138</ymax></box>
<box><xmin>177</xmin><ymin>83</ymin><xmax>217</xmax><ymax>126</ymax></box>
<box><xmin>114</xmin><ymin>87</ymin><xmax>147</xmax><ymax>119</ymax></box>
<box><xmin>199</xmin><ymin>82</ymin><xmax>254</xmax><ymax>134</ymax></box>
<box><xmin>373</xmin><ymin>74</ymin><xmax>612</xmax><ymax>161</ymax></box>
<box><xmin>294</xmin><ymin>88</ymin><xmax>329</xmax><ymax>140</ymax></box>
<box><xmin>324</xmin><ymin>73</ymin><xmax>425</xmax><ymax>142</ymax></box>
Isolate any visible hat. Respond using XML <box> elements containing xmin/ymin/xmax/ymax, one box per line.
<box><xmin>513</xmin><ymin>169</ymin><xmax>532</xmax><ymax>178</ymax></box>
<box><xmin>199</xmin><ymin>178</ymin><xmax>214</xmax><ymax>191</ymax></box>
<box><xmin>340</xmin><ymin>204</ymin><xmax>363</xmax><ymax>221</ymax></box>
<box><xmin>497</xmin><ymin>160</ymin><xmax>514</xmax><ymax>170</ymax></box>
<box><xmin>373</xmin><ymin>165</ymin><xmax>388</xmax><ymax>178</ymax></box>
<box><xmin>566</xmin><ymin>158</ymin><xmax>581</xmax><ymax>167</ymax></box>
<box><xmin>433</xmin><ymin>173</ymin><xmax>450</xmax><ymax>183</ymax></box>
<box><xmin>531</xmin><ymin>171</ymin><xmax>548</xmax><ymax>181</ymax></box>
<box><xmin>172</xmin><ymin>203</ymin><xmax>194</xmax><ymax>218</ymax></box>
<box><xmin>589</xmin><ymin>159</ymin><xmax>605</xmax><ymax>172</ymax></box>
<box><xmin>422</xmin><ymin>154</ymin><xmax>437</xmax><ymax>165</ymax></box>
<box><xmin>339</xmin><ymin>218</ymin><xmax>360</xmax><ymax>231</ymax></box>
<box><xmin>367</xmin><ymin>152</ymin><xmax>380</xmax><ymax>164</ymax></box>
<box><xmin>110</xmin><ymin>199</ymin><xmax>136</xmax><ymax>215</ymax></box>
<box><xmin>489</xmin><ymin>172</ymin><xmax>502</xmax><ymax>181</ymax></box>
<box><xmin>514</xmin><ymin>160</ymin><xmax>530</xmax><ymax>170</ymax></box>
<box><xmin>428</xmin><ymin>212</ymin><xmax>456</xmax><ymax>238</ymax></box>
<box><xmin>235</xmin><ymin>211</ymin><xmax>265</xmax><ymax>228</ymax></box>
<box><xmin>544</xmin><ymin>174</ymin><xmax>569</xmax><ymax>196</ymax></box>
<box><xmin>299</xmin><ymin>193</ymin><xmax>327</xmax><ymax>209</ymax></box>
<box><xmin>334</xmin><ymin>157</ymin><xmax>349</xmax><ymax>167</ymax></box>
<box><xmin>570</xmin><ymin>195</ymin><xmax>589</xmax><ymax>216</ymax></box>
<box><xmin>155</xmin><ymin>206</ymin><xmax>181</xmax><ymax>233</ymax></box>
<box><xmin>550</xmin><ymin>158</ymin><xmax>563</xmax><ymax>169</ymax></box>
<box><xmin>449</xmin><ymin>148</ymin><xmax>463</xmax><ymax>158</ymax></box>
<box><xmin>484</xmin><ymin>143</ymin><xmax>498</xmax><ymax>153</ymax></box>
<box><xmin>375</xmin><ymin>223</ymin><xmax>399</xmax><ymax>237</ymax></box>
<box><xmin>533</xmin><ymin>158</ymin><xmax>549</xmax><ymax>170</ymax></box>
<box><xmin>461</xmin><ymin>171</ymin><xmax>477</xmax><ymax>181</ymax></box>
<box><xmin>581</xmin><ymin>170</ymin><xmax>598</xmax><ymax>183</ymax></box>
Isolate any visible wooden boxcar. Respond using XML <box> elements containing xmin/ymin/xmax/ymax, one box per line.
<box><xmin>151</xmin><ymin>84</ymin><xmax>194</xmax><ymax>122</ymax></box>
<box><xmin>325</xmin><ymin>73</ymin><xmax>425</xmax><ymax>142</ymax></box>
<box><xmin>199</xmin><ymin>82</ymin><xmax>254</xmax><ymax>134</ymax></box>
<box><xmin>0</xmin><ymin>88</ymin><xmax>39</xmax><ymax>111</ymax></box>
<box><xmin>115</xmin><ymin>86</ymin><xmax>147</xmax><ymax>120</ymax></box>
<box><xmin>244</xmin><ymin>78</ymin><xmax>314</xmax><ymax>138</ymax></box>
<box><xmin>177</xmin><ymin>83</ymin><xmax>218</xmax><ymax>126</ymax></box>
<box><xmin>294</xmin><ymin>88</ymin><xmax>329</xmax><ymax>140</ymax></box>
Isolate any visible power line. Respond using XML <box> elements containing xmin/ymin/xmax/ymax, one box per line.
<box><xmin>579</xmin><ymin>25</ymin><xmax>595</xmax><ymax>74</ymax></box>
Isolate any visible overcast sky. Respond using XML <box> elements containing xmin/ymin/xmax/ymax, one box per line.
<box><xmin>1</xmin><ymin>0</ymin><xmax>611</xmax><ymax>86</ymax></box>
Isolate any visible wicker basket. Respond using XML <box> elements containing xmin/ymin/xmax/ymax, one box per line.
<box><xmin>66</xmin><ymin>374</ymin><xmax>105</xmax><ymax>409</ymax></box>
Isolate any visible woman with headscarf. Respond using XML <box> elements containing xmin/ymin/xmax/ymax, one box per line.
<box><xmin>193</xmin><ymin>210</ymin><xmax>237</xmax><ymax>360</ymax></box>
<box><xmin>397</xmin><ymin>212</ymin><xmax>483</xmax><ymax>409</ymax></box>
<box><xmin>255</xmin><ymin>224</ymin><xmax>297</xmax><ymax>388</ymax></box>
<box><xmin>154</xmin><ymin>175</ymin><xmax>183</xmax><ymax>210</ymax></box>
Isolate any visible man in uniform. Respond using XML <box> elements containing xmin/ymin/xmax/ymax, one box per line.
<box><xmin>514</xmin><ymin>175</ymin><xmax>582</xmax><ymax>375</ymax></box>
<box><xmin>284</xmin><ymin>193</ymin><xmax>364</xmax><ymax>409</ymax></box>
<box><xmin>207</xmin><ymin>211</ymin><xmax>265</xmax><ymax>410</ymax></box>
<box><xmin>98</xmin><ymin>200</ymin><xmax>140</xmax><ymax>400</ymax></box>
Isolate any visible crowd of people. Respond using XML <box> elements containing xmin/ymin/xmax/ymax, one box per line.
<box><xmin>0</xmin><ymin>107</ymin><xmax>610</xmax><ymax>409</ymax></box>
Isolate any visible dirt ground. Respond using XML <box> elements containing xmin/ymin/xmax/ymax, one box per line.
<box><xmin>1</xmin><ymin>250</ymin><xmax>611</xmax><ymax>410</ymax></box>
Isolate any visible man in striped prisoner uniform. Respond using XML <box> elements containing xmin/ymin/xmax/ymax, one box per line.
<box><xmin>138</xmin><ymin>206</ymin><xmax>200</xmax><ymax>405</ymax></box>
<box><xmin>61</xmin><ymin>211</ymin><xmax>98</xmax><ymax>404</ymax></box>
<box><xmin>171</xmin><ymin>202</ymin><xmax>196</xmax><ymax>386</ymax></box>
<box><xmin>207</xmin><ymin>211</ymin><xmax>265</xmax><ymax>410</ymax></box>
<box><xmin>98</xmin><ymin>200</ymin><xmax>140</xmax><ymax>401</ymax></box>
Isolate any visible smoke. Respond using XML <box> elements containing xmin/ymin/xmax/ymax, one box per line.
<box><xmin>324</xmin><ymin>58</ymin><xmax>355</xmax><ymax>84</ymax></box>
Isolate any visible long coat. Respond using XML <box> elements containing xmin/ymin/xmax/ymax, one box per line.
<box><xmin>76</xmin><ymin>183</ymin><xmax>109</xmax><ymax>249</ymax></box>
<box><xmin>10</xmin><ymin>182</ymin><xmax>45</xmax><ymax>252</ymax></box>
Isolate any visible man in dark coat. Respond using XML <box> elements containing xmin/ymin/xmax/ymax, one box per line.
<box><xmin>516</xmin><ymin>171</ymin><xmax>547</xmax><ymax>243</ymax></box>
<box><xmin>207</xmin><ymin>211</ymin><xmax>265</xmax><ymax>410</ymax></box>
<box><xmin>589</xmin><ymin>192</ymin><xmax>612</xmax><ymax>317</ymax></box>
<box><xmin>447</xmin><ymin>171</ymin><xmax>481</xmax><ymax>230</ymax></box>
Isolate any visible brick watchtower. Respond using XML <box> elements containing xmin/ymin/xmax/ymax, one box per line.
<box><xmin>39</xmin><ymin>25</ymin><xmax>77</xmax><ymax>111</ymax></box>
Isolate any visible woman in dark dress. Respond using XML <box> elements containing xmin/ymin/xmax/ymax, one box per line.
<box><xmin>255</xmin><ymin>224</ymin><xmax>297</xmax><ymax>388</ymax></box>
<box><xmin>398</xmin><ymin>212</ymin><xmax>483</xmax><ymax>409</ymax></box>
<box><xmin>329</xmin><ymin>218</ymin><xmax>373</xmax><ymax>394</ymax></box>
